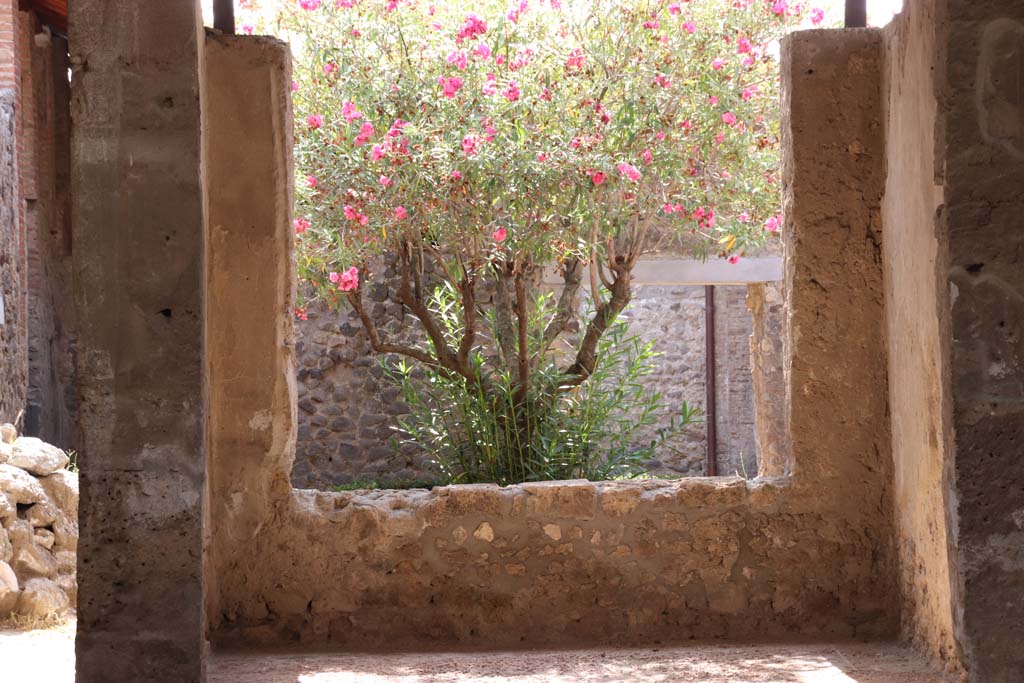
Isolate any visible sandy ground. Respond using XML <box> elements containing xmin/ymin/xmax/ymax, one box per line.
<box><xmin>0</xmin><ymin>623</ymin><xmax>955</xmax><ymax>682</ymax></box>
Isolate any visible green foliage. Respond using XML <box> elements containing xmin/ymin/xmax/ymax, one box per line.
<box><xmin>386</xmin><ymin>288</ymin><xmax>700</xmax><ymax>485</ymax></box>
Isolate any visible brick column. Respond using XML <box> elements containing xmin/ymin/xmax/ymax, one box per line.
<box><xmin>70</xmin><ymin>2</ymin><xmax>208</xmax><ymax>680</ymax></box>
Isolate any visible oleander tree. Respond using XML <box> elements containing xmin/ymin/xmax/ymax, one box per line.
<box><xmin>241</xmin><ymin>0</ymin><xmax>821</xmax><ymax>481</ymax></box>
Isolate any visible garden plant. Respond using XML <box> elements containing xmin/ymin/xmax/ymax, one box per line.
<box><xmin>244</xmin><ymin>0</ymin><xmax>819</xmax><ymax>483</ymax></box>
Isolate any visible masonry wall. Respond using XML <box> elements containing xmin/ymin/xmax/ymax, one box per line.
<box><xmin>0</xmin><ymin>0</ymin><xmax>27</xmax><ymax>425</ymax></box>
<box><xmin>292</xmin><ymin>281</ymin><xmax>762</xmax><ymax>488</ymax></box>
<box><xmin>20</xmin><ymin>22</ymin><xmax>76</xmax><ymax>450</ymax></box>
<box><xmin>879</xmin><ymin>0</ymin><xmax>963</xmax><ymax>674</ymax></box>
<box><xmin>207</xmin><ymin>29</ymin><xmax>899</xmax><ymax>650</ymax></box>
<box><xmin>941</xmin><ymin>2</ymin><xmax>1024</xmax><ymax>680</ymax></box>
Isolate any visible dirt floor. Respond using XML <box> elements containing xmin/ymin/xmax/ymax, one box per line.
<box><xmin>0</xmin><ymin>623</ymin><xmax>955</xmax><ymax>682</ymax></box>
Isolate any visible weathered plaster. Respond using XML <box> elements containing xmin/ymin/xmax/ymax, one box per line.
<box><xmin>70</xmin><ymin>2</ymin><xmax>208</xmax><ymax>681</ymax></box>
<box><xmin>206</xmin><ymin>30</ymin><xmax>899</xmax><ymax>651</ymax></box>
<box><xmin>880</xmin><ymin>0</ymin><xmax>963</xmax><ymax>673</ymax></box>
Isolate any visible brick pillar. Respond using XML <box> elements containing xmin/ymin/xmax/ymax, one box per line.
<box><xmin>70</xmin><ymin>2</ymin><xmax>208</xmax><ymax>681</ymax></box>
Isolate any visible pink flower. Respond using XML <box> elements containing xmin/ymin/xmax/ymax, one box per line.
<box><xmin>642</xmin><ymin>149</ymin><xmax>653</xmax><ymax>165</ymax></box>
<box><xmin>618</xmin><ymin>162</ymin><xmax>641</xmax><ymax>182</ymax></box>
<box><xmin>668</xmin><ymin>3</ymin><xmax>681</xmax><ymax>15</ymax></box>
<box><xmin>771</xmin><ymin>0</ymin><xmax>788</xmax><ymax>16</ymax></box>
<box><xmin>495</xmin><ymin>54</ymin><xmax>506</xmax><ymax>66</ymax></box>
<box><xmin>764</xmin><ymin>215</ymin><xmax>781</xmax><ymax>232</ymax></box>
<box><xmin>354</xmin><ymin>121</ymin><xmax>374</xmax><ymax>145</ymax></box>
<box><xmin>439</xmin><ymin>76</ymin><xmax>463</xmax><ymax>98</ymax></box>
<box><xmin>481</xmin><ymin>72</ymin><xmax>498</xmax><ymax>96</ymax></box>
<box><xmin>715</xmin><ymin>132</ymin><xmax>726</xmax><ymax>144</ymax></box>
<box><xmin>336</xmin><ymin>0</ymin><xmax>356</xmax><ymax>6</ymax></box>
<box><xmin>305</xmin><ymin>175</ymin><xmax>318</xmax><ymax>188</ymax></box>
<box><xmin>642</xmin><ymin>20</ymin><xmax>660</xmax><ymax>30</ymax></box>
<box><xmin>565</xmin><ymin>48</ymin><xmax>585</xmax><ymax>71</ymax></box>
<box><xmin>474</xmin><ymin>42</ymin><xmax>492</xmax><ymax>59</ymax></box>
<box><xmin>323</xmin><ymin>62</ymin><xmax>339</xmax><ymax>77</ymax></box>
<box><xmin>329</xmin><ymin>271</ymin><xmax>341</xmax><ymax>283</ymax></box>
<box><xmin>379</xmin><ymin>174</ymin><xmax>392</xmax><ymax>187</ymax></box>
<box><xmin>502</xmin><ymin>81</ymin><xmax>521</xmax><ymax>102</ymax></box>
<box><xmin>341</xmin><ymin>100</ymin><xmax>362</xmax><ymax>122</ymax></box>
<box><xmin>306</xmin><ymin>114</ymin><xmax>324</xmax><ymax>129</ymax></box>
<box><xmin>484</xmin><ymin>124</ymin><xmax>498</xmax><ymax>142</ymax></box>
<box><xmin>680</xmin><ymin>119</ymin><xmax>693</xmax><ymax>132</ymax></box>
<box><xmin>737</xmin><ymin>37</ymin><xmax>752</xmax><ymax>54</ymax></box>
<box><xmin>728</xmin><ymin>255</ymin><xmax>740</xmax><ymax>265</ymax></box>
<box><xmin>663</xmin><ymin>203</ymin><xmax>675</xmax><ymax>214</ymax></box>
<box><xmin>722</xmin><ymin>111</ymin><xmax>737</xmax><ymax>126</ymax></box>
<box><xmin>242</xmin><ymin>24</ymin><xmax>254</xmax><ymax>35</ymax></box>
<box><xmin>292</xmin><ymin>80</ymin><xmax>299</xmax><ymax>92</ymax></box>
<box><xmin>457</xmin><ymin>13</ymin><xmax>488</xmax><ymax>43</ymax></box>
<box><xmin>742</xmin><ymin>54</ymin><xmax>757</xmax><ymax>68</ymax></box>
<box><xmin>461</xmin><ymin>134</ymin><xmax>479</xmax><ymax>157</ymax></box>
<box><xmin>338</xmin><ymin>266</ymin><xmax>359</xmax><ymax>292</ymax></box>
<box><xmin>536</xmin><ymin>152</ymin><xmax>549</xmax><ymax>162</ymax></box>
<box><xmin>682</xmin><ymin>21</ymin><xmax>696</xmax><ymax>34</ymax></box>
<box><xmin>394</xmin><ymin>205</ymin><xmax>408</xmax><ymax>220</ymax></box>
<box><xmin>654</xmin><ymin>74</ymin><xmax>672</xmax><ymax>88</ymax></box>
<box><xmin>738</xmin><ymin>212</ymin><xmax>751</xmax><ymax>223</ymax></box>
<box><xmin>708</xmin><ymin>95</ymin><xmax>718</xmax><ymax>105</ymax></box>
<box><xmin>741</xmin><ymin>87</ymin><xmax>756</xmax><ymax>101</ymax></box>
<box><xmin>299</xmin><ymin>0</ymin><xmax>321</xmax><ymax>10</ymax></box>
<box><xmin>712</xmin><ymin>58</ymin><xmax>725</xmax><ymax>70</ymax></box>
<box><xmin>386</xmin><ymin>119</ymin><xmax>407</xmax><ymax>137</ymax></box>
<box><xmin>451</xmin><ymin>170</ymin><xmax>463</xmax><ymax>181</ymax></box>
<box><xmin>294</xmin><ymin>307</ymin><xmax>308</xmax><ymax>321</ymax></box>
<box><xmin>293</xmin><ymin>217</ymin><xmax>311</xmax><ymax>234</ymax></box>
<box><xmin>540</xmin><ymin>87</ymin><xmax>553</xmax><ymax>101</ymax></box>
<box><xmin>492</xmin><ymin>227</ymin><xmax>507</xmax><ymax>242</ymax></box>
<box><xmin>385</xmin><ymin>0</ymin><xmax>398</xmax><ymax>11</ymax></box>
<box><xmin>343</xmin><ymin>205</ymin><xmax>358</xmax><ymax>221</ymax></box>
<box><xmin>590</xmin><ymin>170</ymin><xmax>606</xmax><ymax>185</ymax></box>
<box><xmin>811</xmin><ymin>7</ymin><xmax>825</xmax><ymax>25</ymax></box>
<box><xmin>447</xmin><ymin>50</ymin><xmax>468</xmax><ymax>70</ymax></box>
<box><xmin>371</xmin><ymin>144</ymin><xmax>386</xmax><ymax>161</ymax></box>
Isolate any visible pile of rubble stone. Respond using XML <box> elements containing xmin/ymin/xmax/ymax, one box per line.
<box><xmin>0</xmin><ymin>423</ymin><xmax>78</xmax><ymax>621</ymax></box>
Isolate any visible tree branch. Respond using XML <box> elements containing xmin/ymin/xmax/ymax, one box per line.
<box><xmin>346</xmin><ymin>288</ymin><xmax>445</xmax><ymax>373</ymax></box>
<box><xmin>492</xmin><ymin>261</ymin><xmax>517</xmax><ymax>366</ymax></box>
<box><xmin>514</xmin><ymin>266</ymin><xmax>530</xmax><ymax>402</ymax></box>
<box><xmin>539</xmin><ymin>258</ymin><xmax>582</xmax><ymax>356</ymax></box>
<box><xmin>560</xmin><ymin>265</ymin><xmax>632</xmax><ymax>390</ymax></box>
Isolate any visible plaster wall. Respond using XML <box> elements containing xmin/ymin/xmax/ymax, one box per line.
<box><xmin>70</xmin><ymin>2</ymin><xmax>209</xmax><ymax>680</ymax></box>
<box><xmin>879</xmin><ymin>0</ymin><xmax>962</xmax><ymax>673</ymax></box>
<box><xmin>206</xmin><ymin>29</ymin><xmax>898</xmax><ymax>650</ymax></box>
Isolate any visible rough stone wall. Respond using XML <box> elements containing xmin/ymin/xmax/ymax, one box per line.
<box><xmin>208</xmin><ymin>29</ymin><xmax>899</xmax><ymax>650</ymax></box>
<box><xmin>292</xmin><ymin>281</ymin><xmax>762</xmax><ymax>488</ymax></box>
<box><xmin>879</xmin><ymin>1</ymin><xmax>963</xmax><ymax>674</ymax></box>
<box><xmin>713</xmin><ymin>286</ymin><xmax>758</xmax><ymax>478</ymax></box>
<box><xmin>70</xmin><ymin>2</ymin><xmax>208</xmax><ymax>681</ymax></box>
<box><xmin>0</xmin><ymin>0</ymin><xmax>26</xmax><ymax>427</ymax></box>
<box><xmin>941</xmin><ymin>2</ymin><xmax>1024</xmax><ymax>680</ymax></box>
<box><xmin>0</xmin><ymin>89</ymin><xmax>25</xmax><ymax>426</ymax></box>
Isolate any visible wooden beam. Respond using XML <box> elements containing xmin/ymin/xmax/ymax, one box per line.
<box><xmin>214</xmin><ymin>0</ymin><xmax>235</xmax><ymax>34</ymax></box>
<box><xmin>845</xmin><ymin>0</ymin><xmax>867</xmax><ymax>27</ymax></box>
<box><xmin>542</xmin><ymin>257</ymin><xmax>783</xmax><ymax>287</ymax></box>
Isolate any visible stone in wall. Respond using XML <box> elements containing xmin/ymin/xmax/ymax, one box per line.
<box><xmin>0</xmin><ymin>89</ymin><xmax>27</xmax><ymax>426</ymax></box>
<box><xmin>0</xmin><ymin>423</ymin><xmax>78</xmax><ymax>621</ymax></box>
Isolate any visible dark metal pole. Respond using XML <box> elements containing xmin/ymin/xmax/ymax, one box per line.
<box><xmin>214</xmin><ymin>0</ymin><xmax>235</xmax><ymax>34</ymax></box>
<box><xmin>705</xmin><ymin>285</ymin><xmax>718</xmax><ymax>476</ymax></box>
<box><xmin>845</xmin><ymin>0</ymin><xmax>867</xmax><ymax>28</ymax></box>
